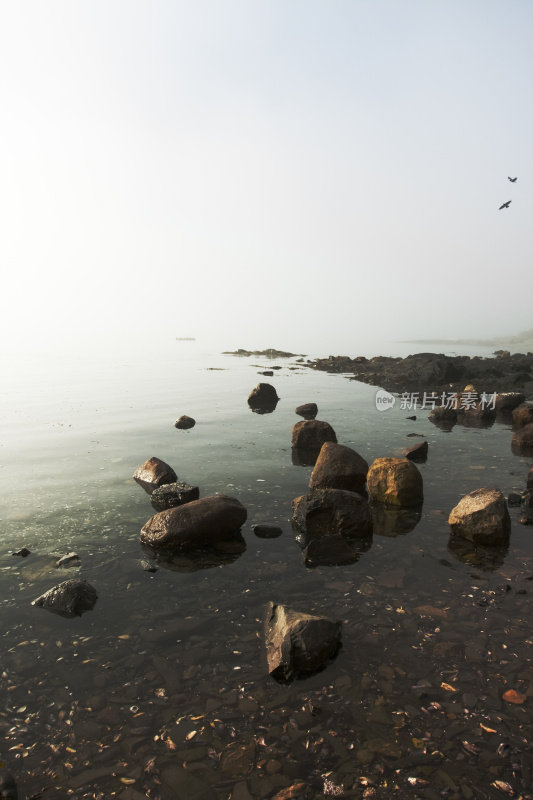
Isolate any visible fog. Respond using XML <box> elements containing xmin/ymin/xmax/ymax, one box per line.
<box><xmin>1</xmin><ymin>0</ymin><xmax>532</xmax><ymax>358</ymax></box>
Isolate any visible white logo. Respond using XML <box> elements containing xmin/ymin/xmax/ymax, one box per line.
<box><xmin>375</xmin><ymin>389</ymin><xmax>396</xmax><ymax>411</ymax></box>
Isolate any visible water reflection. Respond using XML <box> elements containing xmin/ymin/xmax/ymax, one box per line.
<box><xmin>447</xmin><ymin>535</ymin><xmax>508</xmax><ymax>571</ymax></box>
<box><xmin>141</xmin><ymin>533</ymin><xmax>247</xmax><ymax>572</ymax></box>
<box><xmin>248</xmin><ymin>398</ymin><xmax>279</xmax><ymax>414</ymax></box>
<box><xmin>303</xmin><ymin>533</ymin><xmax>372</xmax><ymax>567</ymax></box>
<box><xmin>370</xmin><ymin>503</ymin><xmax>422</xmax><ymax>536</ymax></box>
<box><xmin>291</xmin><ymin>446</ymin><xmax>320</xmax><ymax>466</ymax></box>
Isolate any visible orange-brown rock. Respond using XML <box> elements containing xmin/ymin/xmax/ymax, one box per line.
<box><xmin>309</xmin><ymin>442</ymin><xmax>368</xmax><ymax>494</ymax></box>
<box><xmin>512</xmin><ymin>404</ymin><xmax>533</xmax><ymax>428</ymax></box>
<box><xmin>512</xmin><ymin>423</ymin><xmax>533</xmax><ymax>456</ymax></box>
<box><xmin>366</xmin><ymin>457</ymin><xmax>423</xmax><ymax>508</ymax></box>
<box><xmin>133</xmin><ymin>457</ymin><xmax>178</xmax><ymax>494</ymax></box>
<box><xmin>448</xmin><ymin>488</ymin><xmax>510</xmax><ymax>545</ymax></box>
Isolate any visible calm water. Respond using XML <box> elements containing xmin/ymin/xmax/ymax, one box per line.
<box><xmin>1</xmin><ymin>342</ymin><xmax>532</xmax><ymax>799</ymax></box>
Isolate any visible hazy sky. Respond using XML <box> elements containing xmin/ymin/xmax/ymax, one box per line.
<box><xmin>1</xmin><ymin>1</ymin><xmax>532</xmax><ymax>356</ymax></box>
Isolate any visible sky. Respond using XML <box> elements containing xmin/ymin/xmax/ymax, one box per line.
<box><xmin>1</xmin><ymin>0</ymin><xmax>532</xmax><ymax>357</ymax></box>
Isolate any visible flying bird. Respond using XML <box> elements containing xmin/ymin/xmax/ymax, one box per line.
<box><xmin>499</xmin><ymin>200</ymin><xmax>511</xmax><ymax>210</ymax></box>
<box><xmin>508</xmin><ymin>176</ymin><xmax>518</xmax><ymax>182</ymax></box>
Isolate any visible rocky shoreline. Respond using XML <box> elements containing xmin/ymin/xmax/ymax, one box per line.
<box><xmin>306</xmin><ymin>350</ymin><xmax>533</xmax><ymax>395</ymax></box>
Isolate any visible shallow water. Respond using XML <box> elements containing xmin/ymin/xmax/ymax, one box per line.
<box><xmin>1</xmin><ymin>343</ymin><xmax>532</xmax><ymax>799</ymax></box>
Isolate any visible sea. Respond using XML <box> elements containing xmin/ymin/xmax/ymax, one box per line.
<box><xmin>1</xmin><ymin>338</ymin><xmax>532</xmax><ymax>799</ymax></box>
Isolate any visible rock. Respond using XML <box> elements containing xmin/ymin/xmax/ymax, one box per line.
<box><xmin>140</xmin><ymin>559</ymin><xmax>158</xmax><ymax>572</ymax></box>
<box><xmin>260</xmin><ymin>370</ymin><xmax>274</xmax><ymax>376</ymax></box>
<box><xmin>0</xmin><ymin>771</ymin><xmax>18</xmax><ymax>799</ymax></box>
<box><xmin>507</xmin><ymin>492</ymin><xmax>523</xmax><ymax>507</ymax></box>
<box><xmin>520</xmin><ymin>492</ymin><xmax>533</xmax><ymax>525</ymax></box>
<box><xmin>32</xmin><ymin>579</ymin><xmax>98</xmax><ymax>618</ymax></box>
<box><xmin>512</xmin><ymin>423</ymin><xmax>533</xmax><ymax>455</ymax></box>
<box><xmin>528</xmin><ymin>468</ymin><xmax>533</xmax><ymax>491</ymax></box>
<box><xmin>56</xmin><ymin>552</ymin><xmax>80</xmax><ymax>568</ymax></box>
<box><xmin>457</xmin><ymin>401</ymin><xmax>496</xmax><ymax>428</ymax></box>
<box><xmin>252</xmin><ymin>524</ymin><xmax>282</xmax><ymax>538</ymax></box>
<box><xmin>406</xmin><ymin>415</ymin><xmax>416</xmax><ymax>420</ymax></box>
<box><xmin>302</xmin><ymin>535</ymin><xmax>362</xmax><ymax>567</ymax></box>
<box><xmin>495</xmin><ymin>392</ymin><xmax>526</xmax><ymax>413</ymax></box>
<box><xmin>150</xmin><ymin>482</ymin><xmax>200</xmax><ymax>511</ymax></box>
<box><xmin>512</xmin><ymin>404</ymin><xmax>533</xmax><ymax>428</ymax></box>
<box><xmin>140</xmin><ymin>495</ymin><xmax>247</xmax><ymax>552</ymax></box>
<box><xmin>133</xmin><ymin>457</ymin><xmax>178</xmax><ymax>495</ymax></box>
<box><xmin>223</xmin><ymin>348</ymin><xmax>305</xmax><ymax>358</ymax></box>
<box><xmin>220</xmin><ymin>742</ymin><xmax>256</xmax><ymax>777</ymax></box>
<box><xmin>428</xmin><ymin>406</ymin><xmax>457</xmax><ymax>429</ymax></box>
<box><xmin>448</xmin><ymin>488</ymin><xmax>511</xmax><ymax>545</ymax></box>
<box><xmin>367</xmin><ymin>458</ymin><xmax>423</xmax><ymax>508</ymax></box>
<box><xmin>292</xmin><ymin>488</ymin><xmax>372</xmax><ymax>539</ymax></box>
<box><xmin>264</xmin><ymin>602</ymin><xmax>342</xmax><ymax>682</ymax></box>
<box><xmin>309</xmin><ymin>442</ymin><xmax>368</xmax><ymax>494</ymax></box>
<box><xmin>247</xmin><ymin>383</ymin><xmax>279</xmax><ymax>414</ymax></box>
<box><xmin>174</xmin><ymin>415</ymin><xmax>196</xmax><ymax>430</ymax></box>
<box><xmin>291</xmin><ymin>420</ymin><xmax>337</xmax><ymax>465</ymax></box>
<box><xmin>296</xmin><ymin>403</ymin><xmax>318</xmax><ymax>420</ymax></box>
<box><xmin>12</xmin><ymin>547</ymin><xmax>30</xmax><ymax>557</ymax></box>
<box><xmin>403</xmin><ymin>440</ymin><xmax>428</xmax><ymax>462</ymax></box>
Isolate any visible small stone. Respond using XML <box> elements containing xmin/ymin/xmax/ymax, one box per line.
<box><xmin>56</xmin><ymin>552</ymin><xmax>80</xmax><ymax>568</ymax></box>
<box><xmin>295</xmin><ymin>403</ymin><xmax>318</xmax><ymax>420</ymax></box>
<box><xmin>32</xmin><ymin>579</ymin><xmax>98</xmax><ymax>618</ymax></box>
<box><xmin>404</xmin><ymin>440</ymin><xmax>428</xmax><ymax>462</ymax></box>
<box><xmin>174</xmin><ymin>415</ymin><xmax>196</xmax><ymax>430</ymax></box>
<box><xmin>133</xmin><ymin>457</ymin><xmax>178</xmax><ymax>494</ymax></box>
<box><xmin>507</xmin><ymin>492</ymin><xmax>523</xmax><ymax>507</ymax></box>
<box><xmin>252</xmin><ymin>524</ymin><xmax>282</xmax><ymax>538</ymax></box>
<box><xmin>12</xmin><ymin>547</ymin><xmax>31</xmax><ymax>557</ymax></box>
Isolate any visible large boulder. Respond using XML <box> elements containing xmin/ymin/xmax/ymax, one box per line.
<box><xmin>32</xmin><ymin>579</ymin><xmax>98</xmax><ymax>618</ymax></box>
<box><xmin>247</xmin><ymin>383</ymin><xmax>279</xmax><ymax>414</ymax></box>
<box><xmin>292</xmin><ymin>488</ymin><xmax>372</xmax><ymax>539</ymax></box>
<box><xmin>291</xmin><ymin>420</ymin><xmax>337</xmax><ymax>465</ymax></box>
<box><xmin>512</xmin><ymin>405</ymin><xmax>533</xmax><ymax>428</ymax></box>
<box><xmin>309</xmin><ymin>442</ymin><xmax>368</xmax><ymax>494</ymax></box>
<box><xmin>512</xmin><ymin>423</ymin><xmax>533</xmax><ymax>455</ymax></box>
<box><xmin>140</xmin><ymin>495</ymin><xmax>247</xmax><ymax>551</ymax></box>
<box><xmin>448</xmin><ymin>488</ymin><xmax>511</xmax><ymax>545</ymax></box>
<box><xmin>367</xmin><ymin>457</ymin><xmax>423</xmax><ymax>507</ymax></box>
<box><xmin>264</xmin><ymin>602</ymin><xmax>341</xmax><ymax>682</ymax></box>
<box><xmin>133</xmin><ymin>457</ymin><xmax>178</xmax><ymax>494</ymax></box>
<box><xmin>150</xmin><ymin>482</ymin><xmax>200</xmax><ymax>511</ymax></box>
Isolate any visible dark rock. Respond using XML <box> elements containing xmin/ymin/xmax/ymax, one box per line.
<box><xmin>428</xmin><ymin>406</ymin><xmax>457</xmax><ymax>430</ymax></box>
<box><xmin>151</xmin><ymin>482</ymin><xmax>200</xmax><ymax>511</ymax></box>
<box><xmin>528</xmin><ymin>468</ymin><xmax>533</xmax><ymax>491</ymax></box>
<box><xmin>0</xmin><ymin>771</ymin><xmax>18</xmax><ymax>799</ymax></box>
<box><xmin>507</xmin><ymin>492</ymin><xmax>523</xmax><ymax>507</ymax></box>
<box><xmin>296</xmin><ymin>402</ymin><xmax>318</xmax><ymax>420</ymax></box>
<box><xmin>367</xmin><ymin>458</ymin><xmax>423</xmax><ymax>507</ymax></box>
<box><xmin>264</xmin><ymin>602</ymin><xmax>342</xmax><ymax>682</ymax></box>
<box><xmin>140</xmin><ymin>495</ymin><xmax>247</xmax><ymax>552</ymax></box>
<box><xmin>56</xmin><ymin>552</ymin><xmax>80</xmax><ymax>568</ymax></box>
<box><xmin>12</xmin><ymin>547</ymin><xmax>30</xmax><ymax>557</ymax></box>
<box><xmin>521</xmin><ymin>492</ymin><xmax>533</xmax><ymax>525</ymax></box>
<box><xmin>259</xmin><ymin>370</ymin><xmax>274</xmax><ymax>376</ymax></box>
<box><xmin>406</xmin><ymin>415</ymin><xmax>416</xmax><ymax>420</ymax></box>
<box><xmin>309</xmin><ymin>441</ymin><xmax>368</xmax><ymax>494</ymax></box>
<box><xmin>403</xmin><ymin>440</ymin><xmax>428</xmax><ymax>462</ymax></box>
<box><xmin>223</xmin><ymin>348</ymin><xmax>305</xmax><ymax>358</ymax></box>
<box><xmin>32</xmin><ymin>579</ymin><xmax>98</xmax><ymax>618</ymax></box>
<box><xmin>495</xmin><ymin>392</ymin><xmax>526</xmax><ymax>413</ymax></box>
<box><xmin>133</xmin><ymin>457</ymin><xmax>178</xmax><ymax>494</ymax></box>
<box><xmin>247</xmin><ymin>383</ymin><xmax>279</xmax><ymax>414</ymax></box>
<box><xmin>512</xmin><ymin>423</ymin><xmax>533</xmax><ymax>455</ymax></box>
<box><xmin>448</xmin><ymin>488</ymin><xmax>511</xmax><ymax>545</ymax></box>
<box><xmin>140</xmin><ymin>559</ymin><xmax>158</xmax><ymax>572</ymax></box>
<box><xmin>252</xmin><ymin>524</ymin><xmax>282</xmax><ymax>538</ymax></box>
<box><xmin>174</xmin><ymin>415</ymin><xmax>196</xmax><ymax>430</ymax></box>
<box><xmin>512</xmin><ymin>404</ymin><xmax>533</xmax><ymax>428</ymax></box>
<box><xmin>292</xmin><ymin>487</ymin><xmax>372</xmax><ymax>539</ymax></box>
<box><xmin>291</xmin><ymin>420</ymin><xmax>337</xmax><ymax>465</ymax></box>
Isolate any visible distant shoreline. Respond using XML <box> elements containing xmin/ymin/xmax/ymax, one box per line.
<box><xmin>400</xmin><ymin>329</ymin><xmax>533</xmax><ymax>352</ymax></box>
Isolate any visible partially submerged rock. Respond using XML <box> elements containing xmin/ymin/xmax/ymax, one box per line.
<box><xmin>174</xmin><ymin>415</ymin><xmax>196</xmax><ymax>430</ymax></box>
<box><xmin>291</xmin><ymin>420</ymin><xmax>337</xmax><ymax>465</ymax></box>
<box><xmin>56</xmin><ymin>552</ymin><xmax>80</xmax><ymax>568</ymax></box>
<box><xmin>12</xmin><ymin>547</ymin><xmax>30</xmax><ymax>557</ymax></box>
<box><xmin>521</xmin><ymin>492</ymin><xmax>533</xmax><ymax>526</ymax></box>
<box><xmin>296</xmin><ymin>402</ymin><xmax>318</xmax><ymax>420</ymax></box>
<box><xmin>448</xmin><ymin>488</ymin><xmax>511</xmax><ymax>545</ymax></box>
<box><xmin>247</xmin><ymin>383</ymin><xmax>279</xmax><ymax>414</ymax></box>
<box><xmin>264</xmin><ymin>602</ymin><xmax>341</xmax><ymax>682</ymax></box>
<box><xmin>292</xmin><ymin>488</ymin><xmax>372</xmax><ymax>539</ymax></box>
<box><xmin>512</xmin><ymin>405</ymin><xmax>533</xmax><ymax>428</ymax></box>
<box><xmin>252</xmin><ymin>524</ymin><xmax>282</xmax><ymax>538</ymax></box>
<box><xmin>32</xmin><ymin>579</ymin><xmax>98</xmax><ymax>618</ymax></box>
<box><xmin>309</xmin><ymin>442</ymin><xmax>368</xmax><ymax>494</ymax></box>
<box><xmin>512</xmin><ymin>423</ymin><xmax>533</xmax><ymax>455</ymax></box>
<box><xmin>367</xmin><ymin>458</ymin><xmax>423</xmax><ymax>508</ymax></box>
<box><xmin>428</xmin><ymin>406</ymin><xmax>457</xmax><ymax>430</ymax></box>
<box><xmin>133</xmin><ymin>457</ymin><xmax>178</xmax><ymax>494</ymax></box>
<box><xmin>403</xmin><ymin>440</ymin><xmax>428</xmax><ymax>462</ymax></box>
<box><xmin>495</xmin><ymin>392</ymin><xmax>525</xmax><ymax>414</ymax></box>
<box><xmin>150</xmin><ymin>482</ymin><xmax>200</xmax><ymax>511</ymax></box>
<box><xmin>140</xmin><ymin>495</ymin><xmax>247</xmax><ymax>552</ymax></box>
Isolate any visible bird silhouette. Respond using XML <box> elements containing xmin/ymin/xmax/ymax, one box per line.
<box><xmin>508</xmin><ymin>176</ymin><xmax>518</xmax><ymax>182</ymax></box>
<box><xmin>499</xmin><ymin>200</ymin><xmax>511</xmax><ymax>210</ymax></box>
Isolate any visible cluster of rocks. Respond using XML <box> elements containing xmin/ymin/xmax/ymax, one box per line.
<box><xmin>307</xmin><ymin>351</ymin><xmax>533</xmax><ymax>394</ymax></box>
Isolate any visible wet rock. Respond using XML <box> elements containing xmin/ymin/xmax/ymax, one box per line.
<box><xmin>495</xmin><ymin>392</ymin><xmax>525</xmax><ymax>413</ymax></box>
<box><xmin>252</xmin><ymin>524</ymin><xmax>282</xmax><ymax>538</ymax></box>
<box><xmin>247</xmin><ymin>383</ymin><xmax>279</xmax><ymax>414</ymax></box>
<box><xmin>292</xmin><ymin>488</ymin><xmax>372</xmax><ymax>539</ymax></box>
<box><xmin>174</xmin><ymin>415</ymin><xmax>196</xmax><ymax>430</ymax></box>
<box><xmin>507</xmin><ymin>492</ymin><xmax>523</xmax><ymax>507</ymax></box>
<box><xmin>150</xmin><ymin>481</ymin><xmax>200</xmax><ymax>511</ymax></box>
<box><xmin>56</xmin><ymin>552</ymin><xmax>80</xmax><ymax>568</ymax></box>
<box><xmin>309</xmin><ymin>442</ymin><xmax>368</xmax><ymax>494</ymax></box>
<box><xmin>260</xmin><ymin>370</ymin><xmax>274</xmax><ymax>376</ymax></box>
<box><xmin>457</xmin><ymin>402</ymin><xmax>496</xmax><ymax>428</ymax></box>
<box><xmin>448</xmin><ymin>488</ymin><xmax>511</xmax><ymax>545</ymax></box>
<box><xmin>11</xmin><ymin>547</ymin><xmax>30</xmax><ymax>557</ymax></box>
<box><xmin>521</xmin><ymin>492</ymin><xmax>533</xmax><ymax>525</ymax></box>
<box><xmin>140</xmin><ymin>558</ymin><xmax>158</xmax><ymax>572</ymax></box>
<box><xmin>32</xmin><ymin>579</ymin><xmax>98</xmax><ymax>618</ymax></box>
<box><xmin>367</xmin><ymin>457</ymin><xmax>423</xmax><ymax>507</ymax></box>
<box><xmin>291</xmin><ymin>420</ymin><xmax>337</xmax><ymax>465</ymax></box>
<box><xmin>428</xmin><ymin>406</ymin><xmax>457</xmax><ymax>430</ymax></box>
<box><xmin>512</xmin><ymin>423</ymin><xmax>533</xmax><ymax>455</ymax></box>
<box><xmin>512</xmin><ymin>404</ymin><xmax>533</xmax><ymax>428</ymax></box>
<box><xmin>295</xmin><ymin>402</ymin><xmax>318</xmax><ymax>420</ymax></box>
<box><xmin>406</xmin><ymin>415</ymin><xmax>416</xmax><ymax>420</ymax></box>
<box><xmin>528</xmin><ymin>468</ymin><xmax>533</xmax><ymax>491</ymax></box>
<box><xmin>133</xmin><ymin>457</ymin><xmax>178</xmax><ymax>494</ymax></box>
<box><xmin>403</xmin><ymin>440</ymin><xmax>428</xmax><ymax>462</ymax></box>
<box><xmin>140</xmin><ymin>495</ymin><xmax>247</xmax><ymax>552</ymax></box>
<box><xmin>264</xmin><ymin>601</ymin><xmax>342</xmax><ymax>682</ymax></box>
<box><xmin>220</xmin><ymin>742</ymin><xmax>256</xmax><ymax>776</ymax></box>
<box><xmin>0</xmin><ymin>771</ymin><xmax>18</xmax><ymax>800</ymax></box>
